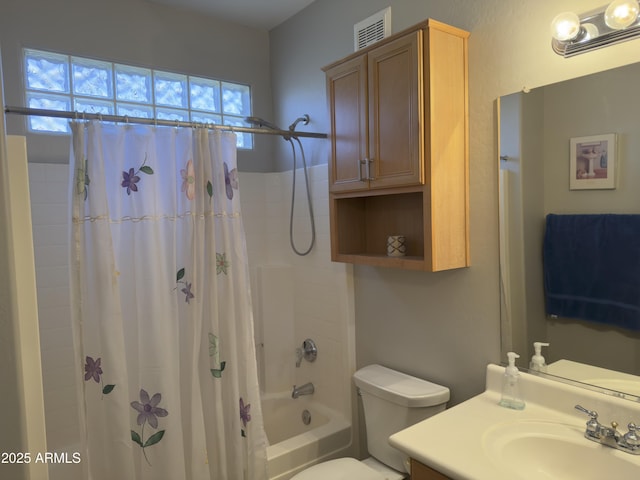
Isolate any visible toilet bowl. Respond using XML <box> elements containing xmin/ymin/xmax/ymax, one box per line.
<box><xmin>290</xmin><ymin>364</ymin><xmax>449</xmax><ymax>480</ymax></box>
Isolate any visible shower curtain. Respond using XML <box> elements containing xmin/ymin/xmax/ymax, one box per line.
<box><xmin>69</xmin><ymin>121</ymin><xmax>267</xmax><ymax>480</ymax></box>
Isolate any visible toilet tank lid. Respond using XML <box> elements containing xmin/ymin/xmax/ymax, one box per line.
<box><xmin>353</xmin><ymin>364</ymin><xmax>450</xmax><ymax>407</ymax></box>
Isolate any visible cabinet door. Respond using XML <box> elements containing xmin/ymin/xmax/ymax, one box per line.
<box><xmin>326</xmin><ymin>55</ymin><xmax>369</xmax><ymax>193</ymax></box>
<box><xmin>411</xmin><ymin>458</ymin><xmax>451</xmax><ymax>480</ymax></box>
<box><xmin>368</xmin><ymin>31</ymin><xmax>423</xmax><ymax>189</ymax></box>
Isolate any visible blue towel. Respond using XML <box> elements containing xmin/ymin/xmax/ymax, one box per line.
<box><xmin>543</xmin><ymin>214</ymin><xmax>640</xmax><ymax>331</ymax></box>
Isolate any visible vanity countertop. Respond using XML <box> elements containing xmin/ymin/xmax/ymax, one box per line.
<box><xmin>389</xmin><ymin>364</ymin><xmax>640</xmax><ymax>480</ymax></box>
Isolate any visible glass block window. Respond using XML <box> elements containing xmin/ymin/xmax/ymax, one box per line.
<box><xmin>23</xmin><ymin>48</ymin><xmax>253</xmax><ymax>149</ymax></box>
<box><xmin>26</xmin><ymin>50</ymin><xmax>69</xmax><ymax>93</ymax></box>
<box><xmin>72</xmin><ymin>57</ymin><xmax>112</xmax><ymax>98</ymax></box>
<box><xmin>154</xmin><ymin>71</ymin><xmax>187</xmax><ymax>108</ymax></box>
<box><xmin>115</xmin><ymin>65</ymin><xmax>152</xmax><ymax>104</ymax></box>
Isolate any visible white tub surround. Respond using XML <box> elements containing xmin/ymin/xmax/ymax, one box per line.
<box><xmin>256</xmin><ymin>265</ymin><xmax>296</xmax><ymax>393</ymax></box>
<box><xmin>390</xmin><ymin>364</ymin><xmax>640</xmax><ymax>480</ymax></box>
<box><xmin>241</xmin><ymin>167</ymin><xmax>355</xmax><ymax>421</ymax></box>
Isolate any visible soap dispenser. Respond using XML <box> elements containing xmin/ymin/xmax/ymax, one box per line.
<box><xmin>499</xmin><ymin>352</ymin><xmax>525</xmax><ymax>410</ymax></box>
<box><xmin>529</xmin><ymin>342</ymin><xmax>550</xmax><ymax>373</ymax></box>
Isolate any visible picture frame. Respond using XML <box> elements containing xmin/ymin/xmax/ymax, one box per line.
<box><xmin>569</xmin><ymin>133</ymin><xmax>617</xmax><ymax>190</ymax></box>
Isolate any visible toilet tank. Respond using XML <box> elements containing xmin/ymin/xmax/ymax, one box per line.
<box><xmin>353</xmin><ymin>364</ymin><xmax>450</xmax><ymax>473</ymax></box>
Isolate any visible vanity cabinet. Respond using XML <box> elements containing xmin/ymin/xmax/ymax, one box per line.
<box><xmin>411</xmin><ymin>458</ymin><xmax>452</xmax><ymax>480</ymax></box>
<box><xmin>323</xmin><ymin>19</ymin><xmax>469</xmax><ymax>271</ymax></box>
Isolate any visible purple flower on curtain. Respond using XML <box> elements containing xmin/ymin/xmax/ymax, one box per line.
<box><xmin>175</xmin><ymin>268</ymin><xmax>195</xmax><ymax>304</ymax></box>
<box><xmin>181</xmin><ymin>159</ymin><xmax>196</xmax><ymax>200</ymax></box>
<box><xmin>224</xmin><ymin>162</ymin><xmax>238</xmax><ymax>200</ymax></box>
<box><xmin>131</xmin><ymin>389</ymin><xmax>169</xmax><ymax>428</ymax></box>
<box><xmin>122</xmin><ymin>153</ymin><xmax>154</xmax><ymax>196</ymax></box>
<box><xmin>240</xmin><ymin>397</ymin><xmax>251</xmax><ymax>437</ymax></box>
<box><xmin>84</xmin><ymin>356</ymin><xmax>115</xmax><ymax>396</ymax></box>
<box><xmin>84</xmin><ymin>356</ymin><xmax>103</xmax><ymax>383</ymax></box>
<box><xmin>121</xmin><ymin>168</ymin><xmax>140</xmax><ymax>195</ymax></box>
<box><xmin>131</xmin><ymin>389</ymin><xmax>168</xmax><ymax>465</ymax></box>
<box><xmin>181</xmin><ymin>282</ymin><xmax>194</xmax><ymax>304</ymax></box>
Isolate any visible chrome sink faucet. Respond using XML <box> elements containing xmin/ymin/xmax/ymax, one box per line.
<box><xmin>575</xmin><ymin>405</ymin><xmax>640</xmax><ymax>454</ymax></box>
<box><xmin>292</xmin><ymin>382</ymin><xmax>314</xmax><ymax>399</ymax></box>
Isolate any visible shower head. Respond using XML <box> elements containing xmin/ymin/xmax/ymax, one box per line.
<box><xmin>245</xmin><ymin>114</ymin><xmax>311</xmax><ymax>141</ymax></box>
<box><xmin>288</xmin><ymin>114</ymin><xmax>310</xmax><ymax>132</ymax></box>
<box><xmin>245</xmin><ymin>116</ymin><xmax>281</xmax><ymax>131</ymax></box>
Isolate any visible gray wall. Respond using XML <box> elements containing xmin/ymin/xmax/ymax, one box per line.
<box><xmin>0</xmin><ymin>0</ymin><xmax>274</xmax><ymax>469</ymax></box>
<box><xmin>4</xmin><ymin>0</ymin><xmax>640</xmax><ymax>463</ymax></box>
<box><xmin>270</xmin><ymin>0</ymin><xmax>640</xmax><ymax>406</ymax></box>
<box><xmin>0</xmin><ymin>0</ymin><xmax>275</xmax><ymax>172</ymax></box>
<box><xmin>271</xmin><ymin>1</ymin><xmax>500</xmax><ymax>406</ymax></box>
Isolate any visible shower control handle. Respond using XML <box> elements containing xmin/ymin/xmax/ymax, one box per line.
<box><xmin>296</xmin><ymin>338</ymin><xmax>317</xmax><ymax>367</ymax></box>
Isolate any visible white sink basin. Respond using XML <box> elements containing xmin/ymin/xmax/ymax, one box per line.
<box><xmin>389</xmin><ymin>365</ymin><xmax>640</xmax><ymax>480</ymax></box>
<box><xmin>483</xmin><ymin>420</ymin><xmax>639</xmax><ymax>479</ymax></box>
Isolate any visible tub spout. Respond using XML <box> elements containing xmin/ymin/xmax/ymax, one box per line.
<box><xmin>291</xmin><ymin>382</ymin><xmax>314</xmax><ymax>399</ymax></box>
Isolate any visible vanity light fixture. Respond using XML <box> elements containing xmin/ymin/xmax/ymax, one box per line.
<box><xmin>551</xmin><ymin>0</ymin><xmax>640</xmax><ymax>57</ymax></box>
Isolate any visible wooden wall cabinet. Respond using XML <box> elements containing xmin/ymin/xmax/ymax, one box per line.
<box><xmin>323</xmin><ymin>19</ymin><xmax>470</xmax><ymax>271</ymax></box>
<box><xmin>325</xmin><ymin>30</ymin><xmax>422</xmax><ymax>192</ymax></box>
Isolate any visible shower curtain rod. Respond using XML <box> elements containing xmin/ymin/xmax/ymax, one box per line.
<box><xmin>4</xmin><ymin>106</ymin><xmax>328</xmax><ymax>139</ymax></box>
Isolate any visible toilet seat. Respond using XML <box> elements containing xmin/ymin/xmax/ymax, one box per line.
<box><xmin>290</xmin><ymin>458</ymin><xmax>385</xmax><ymax>480</ymax></box>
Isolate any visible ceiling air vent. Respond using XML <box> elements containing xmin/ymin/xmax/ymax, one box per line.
<box><xmin>354</xmin><ymin>7</ymin><xmax>391</xmax><ymax>51</ymax></box>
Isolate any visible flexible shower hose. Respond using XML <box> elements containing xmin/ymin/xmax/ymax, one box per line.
<box><xmin>287</xmin><ymin>136</ymin><xmax>316</xmax><ymax>256</ymax></box>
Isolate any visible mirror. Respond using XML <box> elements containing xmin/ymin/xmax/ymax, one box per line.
<box><xmin>499</xmin><ymin>61</ymin><xmax>640</xmax><ymax>401</ymax></box>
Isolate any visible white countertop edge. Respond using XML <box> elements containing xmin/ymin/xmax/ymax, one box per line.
<box><xmin>388</xmin><ymin>363</ymin><xmax>640</xmax><ymax>480</ymax></box>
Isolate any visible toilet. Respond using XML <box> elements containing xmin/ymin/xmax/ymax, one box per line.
<box><xmin>290</xmin><ymin>364</ymin><xmax>450</xmax><ymax>480</ymax></box>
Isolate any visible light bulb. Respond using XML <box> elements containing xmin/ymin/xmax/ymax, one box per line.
<box><xmin>551</xmin><ymin>12</ymin><xmax>581</xmax><ymax>41</ymax></box>
<box><xmin>605</xmin><ymin>0</ymin><xmax>640</xmax><ymax>29</ymax></box>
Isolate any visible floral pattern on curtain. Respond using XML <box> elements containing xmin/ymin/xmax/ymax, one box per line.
<box><xmin>69</xmin><ymin>121</ymin><xmax>268</xmax><ymax>480</ymax></box>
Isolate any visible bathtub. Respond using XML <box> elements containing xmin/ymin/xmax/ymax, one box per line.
<box><xmin>262</xmin><ymin>392</ymin><xmax>352</xmax><ymax>480</ymax></box>
<box><xmin>49</xmin><ymin>396</ymin><xmax>350</xmax><ymax>480</ymax></box>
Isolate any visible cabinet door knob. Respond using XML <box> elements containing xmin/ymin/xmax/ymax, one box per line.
<box><xmin>358</xmin><ymin>158</ymin><xmax>366</xmax><ymax>182</ymax></box>
<box><xmin>363</xmin><ymin>157</ymin><xmax>374</xmax><ymax>181</ymax></box>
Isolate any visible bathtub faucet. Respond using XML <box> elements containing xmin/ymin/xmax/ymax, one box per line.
<box><xmin>291</xmin><ymin>382</ymin><xmax>315</xmax><ymax>399</ymax></box>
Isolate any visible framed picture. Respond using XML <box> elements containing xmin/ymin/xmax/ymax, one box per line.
<box><xmin>569</xmin><ymin>133</ymin><xmax>617</xmax><ymax>190</ymax></box>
